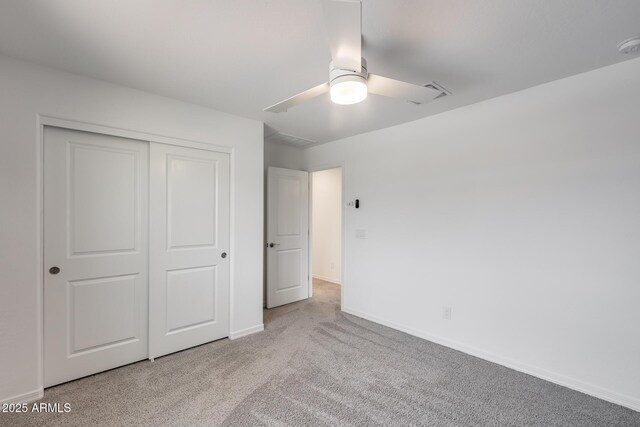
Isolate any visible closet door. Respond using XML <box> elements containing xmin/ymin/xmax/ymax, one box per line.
<box><xmin>149</xmin><ymin>143</ymin><xmax>230</xmax><ymax>359</ymax></box>
<box><xmin>44</xmin><ymin>127</ymin><xmax>148</xmax><ymax>387</ymax></box>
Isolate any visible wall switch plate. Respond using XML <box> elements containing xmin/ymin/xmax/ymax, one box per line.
<box><xmin>443</xmin><ymin>306</ymin><xmax>452</xmax><ymax>320</ymax></box>
<box><xmin>355</xmin><ymin>229</ymin><xmax>366</xmax><ymax>239</ymax></box>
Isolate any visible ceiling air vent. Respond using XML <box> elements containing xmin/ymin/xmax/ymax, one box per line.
<box><xmin>425</xmin><ymin>82</ymin><xmax>450</xmax><ymax>99</ymax></box>
<box><xmin>265</xmin><ymin>132</ymin><xmax>316</xmax><ymax>148</ymax></box>
<box><xmin>406</xmin><ymin>82</ymin><xmax>450</xmax><ymax>105</ymax></box>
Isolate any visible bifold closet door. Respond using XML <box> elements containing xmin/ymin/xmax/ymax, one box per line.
<box><xmin>44</xmin><ymin>127</ymin><xmax>149</xmax><ymax>387</ymax></box>
<box><xmin>149</xmin><ymin>143</ymin><xmax>230</xmax><ymax>359</ymax></box>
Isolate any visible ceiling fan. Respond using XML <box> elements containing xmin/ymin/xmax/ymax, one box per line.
<box><xmin>264</xmin><ymin>0</ymin><xmax>448</xmax><ymax>113</ymax></box>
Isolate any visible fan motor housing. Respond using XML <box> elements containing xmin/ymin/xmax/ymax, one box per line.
<box><xmin>329</xmin><ymin>57</ymin><xmax>368</xmax><ymax>86</ymax></box>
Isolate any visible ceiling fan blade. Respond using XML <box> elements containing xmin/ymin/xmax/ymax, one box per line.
<box><xmin>367</xmin><ymin>74</ymin><xmax>444</xmax><ymax>104</ymax></box>
<box><xmin>322</xmin><ymin>0</ymin><xmax>362</xmax><ymax>72</ymax></box>
<box><xmin>264</xmin><ymin>82</ymin><xmax>329</xmax><ymax>113</ymax></box>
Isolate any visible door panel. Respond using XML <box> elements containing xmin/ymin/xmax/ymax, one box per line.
<box><xmin>166</xmin><ymin>266</ymin><xmax>217</xmax><ymax>333</ymax></box>
<box><xmin>267</xmin><ymin>167</ymin><xmax>309</xmax><ymax>308</ymax></box>
<box><xmin>68</xmin><ymin>143</ymin><xmax>139</xmax><ymax>255</ymax></box>
<box><xmin>149</xmin><ymin>143</ymin><xmax>230</xmax><ymax>359</ymax></box>
<box><xmin>44</xmin><ymin>127</ymin><xmax>148</xmax><ymax>387</ymax></box>
<box><xmin>276</xmin><ymin>175</ymin><xmax>301</xmax><ymax>236</ymax></box>
<box><xmin>167</xmin><ymin>155</ymin><xmax>217</xmax><ymax>248</ymax></box>
<box><xmin>277</xmin><ymin>249</ymin><xmax>302</xmax><ymax>291</ymax></box>
<box><xmin>69</xmin><ymin>274</ymin><xmax>139</xmax><ymax>354</ymax></box>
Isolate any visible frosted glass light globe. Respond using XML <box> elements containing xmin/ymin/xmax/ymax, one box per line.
<box><xmin>330</xmin><ymin>75</ymin><xmax>368</xmax><ymax>105</ymax></box>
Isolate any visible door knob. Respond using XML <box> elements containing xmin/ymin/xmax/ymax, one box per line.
<box><xmin>49</xmin><ymin>266</ymin><xmax>60</xmax><ymax>275</ymax></box>
<box><xmin>221</xmin><ymin>252</ymin><xmax>227</xmax><ymax>259</ymax></box>
<box><xmin>268</xmin><ymin>242</ymin><xmax>280</xmax><ymax>248</ymax></box>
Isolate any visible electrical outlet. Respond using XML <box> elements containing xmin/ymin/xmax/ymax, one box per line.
<box><xmin>443</xmin><ymin>306</ymin><xmax>452</xmax><ymax>320</ymax></box>
<box><xmin>330</xmin><ymin>262</ymin><xmax>334</xmax><ymax>270</ymax></box>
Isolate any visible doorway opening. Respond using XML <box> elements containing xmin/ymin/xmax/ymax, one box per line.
<box><xmin>310</xmin><ymin>167</ymin><xmax>343</xmax><ymax>307</ymax></box>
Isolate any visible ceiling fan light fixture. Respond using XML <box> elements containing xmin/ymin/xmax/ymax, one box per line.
<box><xmin>330</xmin><ymin>74</ymin><xmax>368</xmax><ymax>105</ymax></box>
<box><xmin>263</xmin><ymin>1</ymin><xmax>447</xmax><ymax>113</ymax></box>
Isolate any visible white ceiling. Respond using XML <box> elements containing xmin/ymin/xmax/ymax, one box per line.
<box><xmin>1</xmin><ymin>0</ymin><xmax>639</xmax><ymax>145</ymax></box>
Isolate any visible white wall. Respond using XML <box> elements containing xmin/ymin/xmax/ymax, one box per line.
<box><xmin>0</xmin><ymin>55</ymin><xmax>264</xmax><ymax>403</ymax></box>
<box><xmin>303</xmin><ymin>57</ymin><xmax>640</xmax><ymax>411</ymax></box>
<box><xmin>312</xmin><ymin>168</ymin><xmax>342</xmax><ymax>284</ymax></box>
<box><xmin>264</xmin><ymin>139</ymin><xmax>306</xmax><ymax>171</ymax></box>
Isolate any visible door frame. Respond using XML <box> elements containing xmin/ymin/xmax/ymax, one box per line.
<box><xmin>36</xmin><ymin>115</ymin><xmax>235</xmax><ymax>392</ymax></box>
<box><xmin>308</xmin><ymin>163</ymin><xmax>345</xmax><ymax>305</ymax></box>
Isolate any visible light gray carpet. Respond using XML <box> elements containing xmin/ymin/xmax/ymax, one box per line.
<box><xmin>4</xmin><ymin>280</ymin><xmax>639</xmax><ymax>426</ymax></box>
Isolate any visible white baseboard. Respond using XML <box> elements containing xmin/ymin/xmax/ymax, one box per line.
<box><xmin>312</xmin><ymin>274</ymin><xmax>341</xmax><ymax>285</ymax></box>
<box><xmin>229</xmin><ymin>324</ymin><xmax>264</xmax><ymax>340</ymax></box>
<box><xmin>1</xmin><ymin>388</ymin><xmax>44</xmax><ymax>405</ymax></box>
<box><xmin>342</xmin><ymin>306</ymin><xmax>640</xmax><ymax>413</ymax></box>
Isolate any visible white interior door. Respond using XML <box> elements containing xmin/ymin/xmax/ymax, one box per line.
<box><xmin>149</xmin><ymin>143</ymin><xmax>230</xmax><ymax>359</ymax></box>
<box><xmin>44</xmin><ymin>127</ymin><xmax>148</xmax><ymax>387</ymax></box>
<box><xmin>266</xmin><ymin>167</ymin><xmax>309</xmax><ymax>308</ymax></box>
